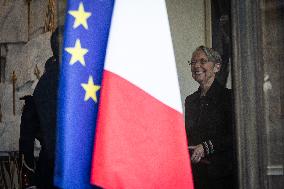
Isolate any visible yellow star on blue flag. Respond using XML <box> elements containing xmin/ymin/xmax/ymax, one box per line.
<box><xmin>81</xmin><ymin>76</ymin><xmax>100</xmax><ymax>102</ymax></box>
<box><xmin>65</xmin><ymin>39</ymin><xmax>88</xmax><ymax>66</ymax></box>
<box><xmin>69</xmin><ymin>2</ymin><xmax>92</xmax><ymax>29</ymax></box>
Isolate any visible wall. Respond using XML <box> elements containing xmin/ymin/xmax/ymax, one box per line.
<box><xmin>166</xmin><ymin>0</ymin><xmax>209</xmax><ymax>112</ymax></box>
<box><xmin>262</xmin><ymin>1</ymin><xmax>284</xmax><ymax>187</ymax></box>
<box><xmin>0</xmin><ymin>0</ymin><xmax>56</xmax><ymax>153</ymax></box>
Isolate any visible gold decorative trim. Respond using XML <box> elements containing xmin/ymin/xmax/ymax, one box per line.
<box><xmin>44</xmin><ymin>0</ymin><xmax>57</xmax><ymax>32</ymax></box>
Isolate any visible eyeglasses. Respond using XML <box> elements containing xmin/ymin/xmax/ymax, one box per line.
<box><xmin>188</xmin><ymin>59</ymin><xmax>209</xmax><ymax>66</ymax></box>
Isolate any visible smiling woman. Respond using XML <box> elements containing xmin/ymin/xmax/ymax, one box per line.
<box><xmin>185</xmin><ymin>46</ymin><xmax>234</xmax><ymax>189</ymax></box>
<box><xmin>189</xmin><ymin>46</ymin><xmax>221</xmax><ymax>95</ymax></box>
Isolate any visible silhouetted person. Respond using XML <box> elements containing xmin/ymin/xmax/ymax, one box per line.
<box><xmin>19</xmin><ymin>26</ymin><xmax>63</xmax><ymax>189</ymax></box>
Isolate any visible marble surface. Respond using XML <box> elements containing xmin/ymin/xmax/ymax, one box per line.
<box><xmin>0</xmin><ymin>0</ymin><xmax>28</xmax><ymax>43</ymax></box>
<box><xmin>1</xmin><ymin>32</ymin><xmax>52</xmax><ymax>151</ymax></box>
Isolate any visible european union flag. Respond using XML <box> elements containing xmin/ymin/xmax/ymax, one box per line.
<box><xmin>54</xmin><ymin>0</ymin><xmax>114</xmax><ymax>188</ymax></box>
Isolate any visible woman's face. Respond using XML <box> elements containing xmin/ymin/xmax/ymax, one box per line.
<box><xmin>190</xmin><ymin>50</ymin><xmax>220</xmax><ymax>86</ymax></box>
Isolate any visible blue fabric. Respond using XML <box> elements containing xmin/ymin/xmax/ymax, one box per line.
<box><xmin>54</xmin><ymin>1</ymin><xmax>114</xmax><ymax>188</ymax></box>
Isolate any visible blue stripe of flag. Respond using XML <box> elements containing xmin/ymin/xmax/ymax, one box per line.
<box><xmin>54</xmin><ymin>0</ymin><xmax>114</xmax><ymax>188</ymax></box>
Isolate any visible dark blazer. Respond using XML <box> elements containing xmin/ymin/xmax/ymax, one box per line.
<box><xmin>33</xmin><ymin>57</ymin><xmax>59</xmax><ymax>162</ymax></box>
<box><xmin>19</xmin><ymin>56</ymin><xmax>59</xmax><ymax>189</ymax></box>
<box><xmin>185</xmin><ymin>79</ymin><xmax>234</xmax><ymax>179</ymax></box>
<box><xmin>33</xmin><ymin>56</ymin><xmax>59</xmax><ymax>189</ymax></box>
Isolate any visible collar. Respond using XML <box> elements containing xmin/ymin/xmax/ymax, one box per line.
<box><xmin>197</xmin><ymin>79</ymin><xmax>224</xmax><ymax>103</ymax></box>
<box><xmin>45</xmin><ymin>56</ymin><xmax>59</xmax><ymax>73</ymax></box>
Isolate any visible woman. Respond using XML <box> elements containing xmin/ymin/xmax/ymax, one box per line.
<box><xmin>185</xmin><ymin>46</ymin><xmax>235</xmax><ymax>189</ymax></box>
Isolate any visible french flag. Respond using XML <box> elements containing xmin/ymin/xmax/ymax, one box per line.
<box><xmin>91</xmin><ymin>0</ymin><xmax>194</xmax><ymax>188</ymax></box>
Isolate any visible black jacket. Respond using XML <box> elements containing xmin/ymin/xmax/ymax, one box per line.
<box><xmin>185</xmin><ymin>80</ymin><xmax>234</xmax><ymax>179</ymax></box>
<box><xmin>33</xmin><ymin>57</ymin><xmax>59</xmax><ymax>162</ymax></box>
<box><xmin>33</xmin><ymin>56</ymin><xmax>59</xmax><ymax>188</ymax></box>
<box><xmin>19</xmin><ymin>56</ymin><xmax>59</xmax><ymax>189</ymax></box>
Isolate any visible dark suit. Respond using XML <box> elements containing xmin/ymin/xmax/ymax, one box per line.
<box><xmin>19</xmin><ymin>56</ymin><xmax>59</xmax><ymax>189</ymax></box>
<box><xmin>185</xmin><ymin>80</ymin><xmax>235</xmax><ymax>189</ymax></box>
<box><xmin>33</xmin><ymin>57</ymin><xmax>59</xmax><ymax>189</ymax></box>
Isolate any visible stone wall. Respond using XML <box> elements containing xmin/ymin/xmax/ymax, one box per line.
<box><xmin>0</xmin><ymin>0</ymin><xmax>57</xmax><ymax>153</ymax></box>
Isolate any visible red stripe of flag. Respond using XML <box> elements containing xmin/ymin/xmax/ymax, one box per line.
<box><xmin>91</xmin><ymin>71</ymin><xmax>193</xmax><ymax>189</ymax></box>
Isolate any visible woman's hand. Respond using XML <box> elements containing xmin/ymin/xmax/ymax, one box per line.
<box><xmin>188</xmin><ymin>144</ymin><xmax>205</xmax><ymax>163</ymax></box>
